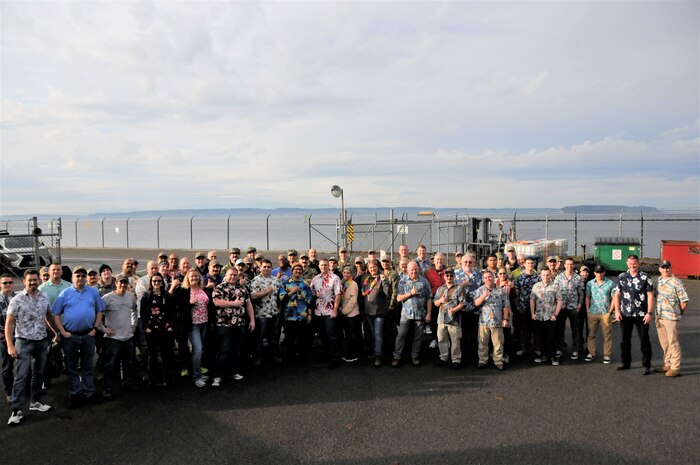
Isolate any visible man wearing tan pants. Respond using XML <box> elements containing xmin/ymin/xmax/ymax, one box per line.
<box><xmin>585</xmin><ymin>265</ymin><xmax>615</xmax><ymax>363</ymax></box>
<box><xmin>654</xmin><ymin>260</ymin><xmax>689</xmax><ymax>378</ymax></box>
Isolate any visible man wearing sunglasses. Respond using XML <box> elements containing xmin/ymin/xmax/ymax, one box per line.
<box><xmin>51</xmin><ymin>265</ymin><xmax>105</xmax><ymax>408</ymax></box>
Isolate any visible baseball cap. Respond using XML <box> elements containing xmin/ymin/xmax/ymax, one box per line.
<box><xmin>659</xmin><ymin>260</ymin><xmax>672</xmax><ymax>268</ymax></box>
<box><xmin>593</xmin><ymin>265</ymin><xmax>606</xmax><ymax>273</ymax></box>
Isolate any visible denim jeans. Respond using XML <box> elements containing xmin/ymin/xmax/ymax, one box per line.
<box><xmin>63</xmin><ymin>333</ymin><xmax>96</xmax><ymax>398</ymax></box>
<box><xmin>0</xmin><ymin>339</ymin><xmax>15</xmax><ymax>397</ymax></box>
<box><xmin>215</xmin><ymin>325</ymin><xmax>244</xmax><ymax>379</ymax></box>
<box><xmin>314</xmin><ymin>315</ymin><xmax>339</xmax><ymax>363</ymax></box>
<box><xmin>393</xmin><ymin>318</ymin><xmax>424</xmax><ymax>360</ymax></box>
<box><xmin>365</xmin><ymin>316</ymin><xmax>385</xmax><ymax>356</ymax></box>
<box><xmin>11</xmin><ymin>338</ymin><xmax>47</xmax><ymax>410</ymax></box>
<box><xmin>102</xmin><ymin>337</ymin><xmax>135</xmax><ymax>391</ymax></box>
<box><xmin>254</xmin><ymin>316</ymin><xmax>280</xmax><ymax>360</ymax></box>
<box><xmin>188</xmin><ymin>323</ymin><xmax>207</xmax><ymax>380</ymax></box>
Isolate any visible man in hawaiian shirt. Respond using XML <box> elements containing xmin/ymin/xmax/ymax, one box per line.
<box><xmin>310</xmin><ymin>259</ymin><xmax>342</xmax><ymax>367</ymax></box>
<box><xmin>473</xmin><ymin>271</ymin><xmax>510</xmax><ymax>370</ymax></box>
<box><xmin>653</xmin><ymin>260</ymin><xmax>689</xmax><ymax>378</ymax></box>
<box><xmin>530</xmin><ymin>269</ymin><xmax>562</xmax><ymax>365</ymax></box>
<box><xmin>585</xmin><ymin>265</ymin><xmax>615</xmax><ymax>363</ymax></box>
<box><xmin>249</xmin><ymin>259</ymin><xmax>282</xmax><ymax>366</ymax></box>
<box><xmin>392</xmin><ymin>262</ymin><xmax>432</xmax><ymax>367</ymax></box>
<box><xmin>554</xmin><ymin>257</ymin><xmax>584</xmax><ymax>360</ymax></box>
<box><xmin>613</xmin><ymin>255</ymin><xmax>654</xmax><ymax>374</ymax></box>
<box><xmin>454</xmin><ymin>253</ymin><xmax>482</xmax><ymax>366</ymax></box>
<box><xmin>514</xmin><ymin>257</ymin><xmax>541</xmax><ymax>357</ymax></box>
<box><xmin>5</xmin><ymin>270</ymin><xmax>56</xmax><ymax>425</ymax></box>
<box><xmin>211</xmin><ymin>268</ymin><xmax>255</xmax><ymax>387</ymax></box>
<box><xmin>280</xmin><ymin>263</ymin><xmax>314</xmax><ymax>360</ymax></box>
<box><xmin>433</xmin><ymin>269</ymin><xmax>465</xmax><ymax>369</ymax></box>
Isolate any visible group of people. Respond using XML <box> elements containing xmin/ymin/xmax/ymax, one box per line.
<box><xmin>0</xmin><ymin>244</ymin><xmax>690</xmax><ymax>426</ymax></box>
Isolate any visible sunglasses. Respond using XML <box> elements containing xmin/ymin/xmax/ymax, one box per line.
<box><xmin>1</xmin><ymin>281</ymin><xmax>12</xmax><ymax>285</ymax></box>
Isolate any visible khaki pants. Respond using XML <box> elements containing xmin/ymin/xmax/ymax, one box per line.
<box><xmin>656</xmin><ymin>318</ymin><xmax>681</xmax><ymax>371</ymax></box>
<box><xmin>587</xmin><ymin>313</ymin><xmax>612</xmax><ymax>357</ymax></box>
<box><xmin>478</xmin><ymin>326</ymin><xmax>504</xmax><ymax>366</ymax></box>
<box><xmin>437</xmin><ymin>323</ymin><xmax>462</xmax><ymax>363</ymax></box>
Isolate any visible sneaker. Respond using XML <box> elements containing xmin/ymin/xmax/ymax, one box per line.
<box><xmin>200</xmin><ymin>367</ymin><xmax>209</xmax><ymax>375</ymax></box>
<box><xmin>391</xmin><ymin>359</ymin><xmax>400</xmax><ymax>368</ymax></box>
<box><xmin>424</xmin><ymin>326</ymin><xmax>433</xmax><ymax>335</ymax></box>
<box><xmin>429</xmin><ymin>340</ymin><xmax>438</xmax><ymax>349</ymax></box>
<box><xmin>495</xmin><ymin>364</ymin><xmax>505</xmax><ymax>371</ymax></box>
<box><xmin>555</xmin><ymin>350</ymin><xmax>562</xmax><ymax>357</ymax></box>
<box><xmin>180</xmin><ymin>369</ymin><xmax>190</xmax><ymax>377</ymax></box>
<box><xmin>534</xmin><ymin>357</ymin><xmax>547</xmax><ymax>364</ymax></box>
<box><xmin>200</xmin><ymin>375</ymin><xmax>209</xmax><ymax>382</ymax></box>
<box><xmin>603</xmin><ymin>356</ymin><xmax>611</xmax><ymax>364</ymax></box>
<box><xmin>585</xmin><ymin>354</ymin><xmax>595</xmax><ymax>362</ymax></box>
<box><xmin>411</xmin><ymin>358</ymin><xmax>421</xmax><ymax>366</ymax></box>
<box><xmin>551</xmin><ymin>358</ymin><xmax>560</xmax><ymax>366</ymax></box>
<box><xmin>341</xmin><ymin>357</ymin><xmax>358</xmax><ymax>363</ymax></box>
<box><xmin>642</xmin><ymin>367</ymin><xmax>652</xmax><ymax>375</ymax></box>
<box><xmin>374</xmin><ymin>356</ymin><xmax>382</xmax><ymax>368</ymax></box>
<box><xmin>7</xmin><ymin>410</ymin><xmax>23</xmax><ymax>426</ymax></box>
<box><xmin>29</xmin><ymin>402</ymin><xmax>52</xmax><ymax>412</ymax></box>
<box><xmin>212</xmin><ymin>377</ymin><xmax>221</xmax><ymax>387</ymax></box>
<box><xmin>516</xmin><ymin>349</ymin><xmax>525</xmax><ymax>356</ymax></box>
<box><xmin>502</xmin><ymin>354</ymin><xmax>510</xmax><ymax>364</ymax></box>
<box><xmin>665</xmin><ymin>370</ymin><xmax>680</xmax><ymax>378</ymax></box>
<box><xmin>194</xmin><ymin>378</ymin><xmax>206</xmax><ymax>388</ymax></box>
<box><xmin>233</xmin><ymin>374</ymin><xmax>244</xmax><ymax>381</ymax></box>
<box><xmin>571</xmin><ymin>351</ymin><xmax>579</xmax><ymax>360</ymax></box>
<box><xmin>655</xmin><ymin>365</ymin><xmax>671</xmax><ymax>373</ymax></box>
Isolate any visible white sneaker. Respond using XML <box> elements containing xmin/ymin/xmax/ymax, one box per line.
<box><xmin>200</xmin><ymin>375</ymin><xmax>209</xmax><ymax>382</ymax></box>
<box><xmin>502</xmin><ymin>355</ymin><xmax>510</xmax><ymax>364</ymax></box>
<box><xmin>552</xmin><ymin>358</ymin><xmax>560</xmax><ymax>366</ymax></box>
<box><xmin>7</xmin><ymin>410</ymin><xmax>23</xmax><ymax>425</ymax></box>
<box><xmin>603</xmin><ymin>356</ymin><xmax>611</xmax><ymax>364</ymax></box>
<box><xmin>516</xmin><ymin>350</ymin><xmax>525</xmax><ymax>356</ymax></box>
<box><xmin>29</xmin><ymin>402</ymin><xmax>52</xmax><ymax>412</ymax></box>
<box><xmin>194</xmin><ymin>378</ymin><xmax>206</xmax><ymax>388</ymax></box>
<box><xmin>534</xmin><ymin>356</ymin><xmax>547</xmax><ymax>363</ymax></box>
<box><xmin>233</xmin><ymin>373</ymin><xmax>244</xmax><ymax>381</ymax></box>
<box><xmin>585</xmin><ymin>354</ymin><xmax>595</xmax><ymax>362</ymax></box>
<box><xmin>429</xmin><ymin>340</ymin><xmax>438</xmax><ymax>349</ymax></box>
<box><xmin>571</xmin><ymin>351</ymin><xmax>579</xmax><ymax>360</ymax></box>
<box><xmin>212</xmin><ymin>377</ymin><xmax>221</xmax><ymax>387</ymax></box>
<box><xmin>424</xmin><ymin>327</ymin><xmax>433</xmax><ymax>335</ymax></box>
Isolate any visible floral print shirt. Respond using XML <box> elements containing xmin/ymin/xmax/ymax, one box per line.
<box><xmin>310</xmin><ymin>273</ymin><xmax>342</xmax><ymax>317</ymax></box>
<box><xmin>654</xmin><ymin>276</ymin><xmax>689</xmax><ymax>321</ymax></box>
<box><xmin>474</xmin><ymin>285</ymin><xmax>510</xmax><ymax>327</ymax></box>
<box><xmin>530</xmin><ymin>281</ymin><xmax>561</xmax><ymax>321</ymax></box>
<box><xmin>586</xmin><ymin>279</ymin><xmax>615</xmax><ymax>315</ymax></box>
<box><xmin>279</xmin><ymin>278</ymin><xmax>313</xmax><ymax>321</ymax></box>
<box><xmin>250</xmin><ymin>275</ymin><xmax>280</xmax><ymax>319</ymax></box>
<box><xmin>213</xmin><ymin>282</ymin><xmax>249</xmax><ymax>327</ymax></box>
<box><xmin>453</xmin><ymin>268</ymin><xmax>482</xmax><ymax>313</ymax></box>
<box><xmin>615</xmin><ymin>270</ymin><xmax>653</xmax><ymax>317</ymax></box>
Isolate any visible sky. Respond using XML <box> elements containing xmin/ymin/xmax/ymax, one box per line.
<box><xmin>1</xmin><ymin>1</ymin><xmax>699</xmax><ymax>216</ymax></box>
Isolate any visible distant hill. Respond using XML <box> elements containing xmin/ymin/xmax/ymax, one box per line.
<box><xmin>561</xmin><ymin>205</ymin><xmax>658</xmax><ymax>213</ymax></box>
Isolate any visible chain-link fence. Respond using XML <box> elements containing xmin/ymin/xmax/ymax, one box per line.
<box><xmin>3</xmin><ymin>212</ymin><xmax>698</xmax><ymax>259</ymax></box>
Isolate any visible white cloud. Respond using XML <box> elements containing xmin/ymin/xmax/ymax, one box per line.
<box><xmin>1</xmin><ymin>1</ymin><xmax>698</xmax><ymax>215</ymax></box>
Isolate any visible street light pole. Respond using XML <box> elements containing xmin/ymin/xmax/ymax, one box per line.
<box><xmin>331</xmin><ymin>185</ymin><xmax>347</xmax><ymax>250</ymax></box>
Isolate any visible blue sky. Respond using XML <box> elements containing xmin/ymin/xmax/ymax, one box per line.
<box><xmin>1</xmin><ymin>1</ymin><xmax>698</xmax><ymax>216</ymax></box>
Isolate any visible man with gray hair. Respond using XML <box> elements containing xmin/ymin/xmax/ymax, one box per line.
<box><xmin>392</xmin><ymin>262</ymin><xmax>432</xmax><ymax>367</ymax></box>
<box><xmin>473</xmin><ymin>270</ymin><xmax>511</xmax><ymax>370</ymax></box>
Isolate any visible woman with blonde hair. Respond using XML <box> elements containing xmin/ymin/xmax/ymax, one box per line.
<box><xmin>176</xmin><ymin>269</ymin><xmax>213</xmax><ymax>387</ymax></box>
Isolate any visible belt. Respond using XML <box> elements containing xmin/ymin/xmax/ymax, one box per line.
<box><xmin>68</xmin><ymin>329</ymin><xmax>92</xmax><ymax>336</ymax></box>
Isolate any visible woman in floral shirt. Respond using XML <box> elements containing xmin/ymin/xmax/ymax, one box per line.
<box><xmin>177</xmin><ymin>269</ymin><xmax>213</xmax><ymax>387</ymax></box>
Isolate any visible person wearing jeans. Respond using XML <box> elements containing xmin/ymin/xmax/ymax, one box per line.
<box><xmin>5</xmin><ymin>269</ymin><xmax>56</xmax><ymax>425</ymax></box>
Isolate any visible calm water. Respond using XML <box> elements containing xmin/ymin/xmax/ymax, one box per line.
<box><xmin>4</xmin><ymin>212</ymin><xmax>699</xmax><ymax>258</ymax></box>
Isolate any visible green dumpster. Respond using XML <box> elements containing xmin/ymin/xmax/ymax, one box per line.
<box><xmin>594</xmin><ymin>237</ymin><xmax>641</xmax><ymax>272</ymax></box>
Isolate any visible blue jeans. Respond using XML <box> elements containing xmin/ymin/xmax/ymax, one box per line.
<box><xmin>11</xmin><ymin>338</ymin><xmax>47</xmax><ymax>410</ymax></box>
<box><xmin>254</xmin><ymin>316</ymin><xmax>280</xmax><ymax>359</ymax></box>
<box><xmin>315</xmin><ymin>315</ymin><xmax>339</xmax><ymax>363</ymax></box>
<box><xmin>188</xmin><ymin>323</ymin><xmax>207</xmax><ymax>380</ymax></box>
<box><xmin>63</xmin><ymin>333</ymin><xmax>96</xmax><ymax>398</ymax></box>
<box><xmin>103</xmin><ymin>337</ymin><xmax>135</xmax><ymax>391</ymax></box>
<box><xmin>215</xmin><ymin>325</ymin><xmax>244</xmax><ymax>379</ymax></box>
<box><xmin>365</xmin><ymin>316</ymin><xmax>385</xmax><ymax>356</ymax></box>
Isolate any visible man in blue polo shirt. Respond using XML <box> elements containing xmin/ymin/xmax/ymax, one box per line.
<box><xmin>52</xmin><ymin>265</ymin><xmax>105</xmax><ymax>407</ymax></box>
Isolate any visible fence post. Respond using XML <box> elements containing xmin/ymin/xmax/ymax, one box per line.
<box><xmin>513</xmin><ymin>211</ymin><xmax>517</xmax><ymax>241</ymax></box>
<box><xmin>574</xmin><ymin>212</ymin><xmax>578</xmax><ymax>256</ymax></box>
<box><xmin>126</xmin><ymin>217</ymin><xmax>130</xmax><ymax>248</ymax></box>
<box><xmin>545</xmin><ymin>213</ymin><xmax>549</xmax><ymax>239</ymax></box>
<box><xmin>102</xmin><ymin>217</ymin><xmax>106</xmax><ymax>248</ymax></box>
<box><xmin>156</xmin><ymin>216</ymin><xmax>161</xmax><ymax>249</ymax></box>
<box><xmin>308</xmin><ymin>214</ymin><xmax>313</xmax><ymax>249</ymax></box>
<box><xmin>190</xmin><ymin>216</ymin><xmax>194</xmax><ymax>249</ymax></box>
<box><xmin>618</xmin><ymin>208</ymin><xmax>623</xmax><ymax>237</ymax></box>
<box><xmin>640</xmin><ymin>211</ymin><xmax>644</xmax><ymax>258</ymax></box>
<box><xmin>227</xmin><ymin>215</ymin><xmax>231</xmax><ymax>250</ymax></box>
<box><xmin>32</xmin><ymin>217</ymin><xmax>40</xmax><ymax>269</ymax></box>
<box><xmin>75</xmin><ymin>218</ymin><xmax>79</xmax><ymax>247</ymax></box>
<box><xmin>390</xmin><ymin>208</ymin><xmax>395</xmax><ymax>259</ymax></box>
<box><xmin>266</xmin><ymin>214</ymin><xmax>271</xmax><ymax>251</ymax></box>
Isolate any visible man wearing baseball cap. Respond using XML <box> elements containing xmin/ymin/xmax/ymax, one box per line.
<box><xmin>653</xmin><ymin>260</ymin><xmax>689</xmax><ymax>377</ymax></box>
<box><xmin>585</xmin><ymin>265</ymin><xmax>615</xmax><ymax>363</ymax></box>
<box><xmin>51</xmin><ymin>266</ymin><xmax>105</xmax><ymax>407</ymax></box>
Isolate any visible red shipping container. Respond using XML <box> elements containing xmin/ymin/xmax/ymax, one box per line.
<box><xmin>660</xmin><ymin>240</ymin><xmax>700</xmax><ymax>278</ymax></box>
